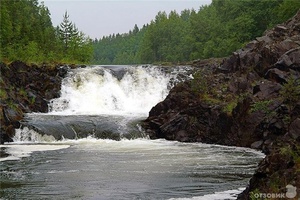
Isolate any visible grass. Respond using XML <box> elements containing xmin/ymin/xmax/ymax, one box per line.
<box><xmin>18</xmin><ymin>88</ymin><xmax>27</xmax><ymax>97</ymax></box>
<box><xmin>0</xmin><ymin>89</ymin><xmax>8</xmax><ymax>99</ymax></box>
<box><xmin>222</xmin><ymin>101</ymin><xmax>237</xmax><ymax>116</ymax></box>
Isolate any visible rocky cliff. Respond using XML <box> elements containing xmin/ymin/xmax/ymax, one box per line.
<box><xmin>0</xmin><ymin>61</ymin><xmax>68</xmax><ymax>144</ymax></box>
<box><xmin>142</xmin><ymin>10</ymin><xmax>300</xmax><ymax>198</ymax></box>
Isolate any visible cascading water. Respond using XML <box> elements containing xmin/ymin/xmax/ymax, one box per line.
<box><xmin>19</xmin><ymin>65</ymin><xmax>194</xmax><ymax>140</ymax></box>
<box><xmin>49</xmin><ymin>65</ymin><xmax>191</xmax><ymax>116</ymax></box>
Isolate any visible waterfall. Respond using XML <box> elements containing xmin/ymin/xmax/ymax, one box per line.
<box><xmin>49</xmin><ymin>65</ymin><xmax>193</xmax><ymax>116</ymax></box>
<box><xmin>16</xmin><ymin>65</ymin><xmax>193</xmax><ymax>141</ymax></box>
<box><xmin>2</xmin><ymin>65</ymin><xmax>265</xmax><ymax>200</ymax></box>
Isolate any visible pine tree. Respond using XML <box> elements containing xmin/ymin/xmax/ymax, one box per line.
<box><xmin>59</xmin><ymin>11</ymin><xmax>79</xmax><ymax>53</ymax></box>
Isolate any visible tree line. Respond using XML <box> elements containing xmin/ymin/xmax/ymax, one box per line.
<box><xmin>1</xmin><ymin>0</ymin><xmax>299</xmax><ymax>64</ymax></box>
<box><xmin>0</xmin><ymin>0</ymin><xmax>92</xmax><ymax>63</ymax></box>
<box><xmin>92</xmin><ymin>0</ymin><xmax>300</xmax><ymax>64</ymax></box>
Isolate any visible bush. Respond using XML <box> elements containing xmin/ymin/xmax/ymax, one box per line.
<box><xmin>191</xmin><ymin>70</ymin><xmax>209</xmax><ymax>97</ymax></box>
<box><xmin>280</xmin><ymin>76</ymin><xmax>300</xmax><ymax>112</ymax></box>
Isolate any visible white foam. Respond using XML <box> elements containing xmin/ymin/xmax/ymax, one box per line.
<box><xmin>13</xmin><ymin>127</ymin><xmax>56</xmax><ymax>143</ymax></box>
<box><xmin>0</xmin><ymin>144</ymin><xmax>70</xmax><ymax>162</ymax></box>
<box><xmin>53</xmin><ymin>137</ymin><xmax>180</xmax><ymax>152</ymax></box>
<box><xmin>169</xmin><ymin>188</ymin><xmax>245</xmax><ymax>200</ymax></box>
<box><xmin>48</xmin><ymin>65</ymin><xmax>190</xmax><ymax>116</ymax></box>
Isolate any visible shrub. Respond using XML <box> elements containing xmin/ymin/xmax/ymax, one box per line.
<box><xmin>191</xmin><ymin>69</ymin><xmax>209</xmax><ymax>97</ymax></box>
<box><xmin>280</xmin><ymin>76</ymin><xmax>300</xmax><ymax>112</ymax></box>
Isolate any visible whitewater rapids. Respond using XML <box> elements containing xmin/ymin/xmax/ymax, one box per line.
<box><xmin>49</xmin><ymin>65</ymin><xmax>193</xmax><ymax>116</ymax></box>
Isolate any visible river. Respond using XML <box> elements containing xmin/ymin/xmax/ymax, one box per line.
<box><xmin>0</xmin><ymin>65</ymin><xmax>264</xmax><ymax>199</ymax></box>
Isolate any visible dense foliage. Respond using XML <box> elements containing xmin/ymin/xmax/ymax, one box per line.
<box><xmin>92</xmin><ymin>0</ymin><xmax>300</xmax><ymax>64</ymax></box>
<box><xmin>0</xmin><ymin>0</ymin><xmax>92</xmax><ymax>63</ymax></box>
<box><xmin>1</xmin><ymin>0</ymin><xmax>299</xmax><ymax>64</ymax></box>
<box><xmin>92</xmin><ymin>24</ymin><xmax>146</xmax><ymax>65</ymax></box>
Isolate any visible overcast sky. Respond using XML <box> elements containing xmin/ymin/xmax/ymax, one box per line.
<box><xmin>41</xmin><ymin>0</ymin><xmax>212</xmax><ymax>39</ymax></box>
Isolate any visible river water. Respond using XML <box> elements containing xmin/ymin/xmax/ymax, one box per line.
<box><xmin>0</xmin><ymin>65</ymin><xmax>264</xmax><ymax>199</ymax></box>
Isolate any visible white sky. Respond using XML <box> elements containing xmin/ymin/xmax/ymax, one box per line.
<box><xmin>41</xmin><ymin>0</ymin><xmax>212</xmax><ymax>39</ymax></box>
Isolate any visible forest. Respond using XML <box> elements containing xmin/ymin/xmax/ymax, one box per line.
<box><xmin>1</xmin><ymin>0</ymin><xmax>299</xmax><ymax>64</ymax></box>
<box><xmin>92</xmin><ymin>0</ymin><xmax>300</xmax><ymax>64</ymax></box>
<box><xmin>0</xmin><ymin>0</ymin><xmax>92</xmax><ymax>63</ymax></box>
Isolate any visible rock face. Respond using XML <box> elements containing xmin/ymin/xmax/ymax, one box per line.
<box><xmin>142</xmin><ymin>10</ymin><xmax>300</xmax><ymax>198</ymax></box>
<box><xmin>0</xmin><ymin>61</ymin><xmax>66</xmax><ymax>144</ymax></box>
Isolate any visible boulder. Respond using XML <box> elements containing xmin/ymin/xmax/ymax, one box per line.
<box><xmin>57</xmin><ymin>65</ymin><xmax>70</xmax><ymax>77</ymax></box>
<box><xmin>251</xmin><ymin>140</ymin><xmax>264</xmax><ymax>149</ymax></box>
<box><xmin>264</xmin><ymin>68</ymin><xmax>288</xmax><ymax>83</ymax></box>
<box><xmin>275</xmin><ymin>47</ymin><xmax>300</xmax><ymax>71</ymax></box>
<box><xmin>3</xmin><ymin>106</ymin><xmax>23</xmax><ymax>128</ymax></box>
<box><xmin>253</xmin><ymin>80</ymin><xmax>282</xmax><ymax>99</ymax></box>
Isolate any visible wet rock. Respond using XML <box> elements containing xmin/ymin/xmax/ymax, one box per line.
<box><xmin>160</xmin><ymin>115</ymin><xmax>189</xmax><ymax>140</ymax></box>
<box><xmin>57</xmin><ymin>65</ymin><xmax>70</xmax><ymax>78</ymax></box>
<box><xmin>149</xmin><ymin>102</ymin><xmax>167</xmax><ymax>117</ymax></box>
<box><xmin>175</xmin><ymin>130</ymin><xmax>190</xmax><ymax>142</ymax></box>
<box><xmin>3</xmin><ymin>107</ymin><xmax>23</xmax><ymax>128</ymax></box>
<box><xmin>251</xmin><ymin>140</ymin><xmax>264</xmax><ymax>149</ymax></box>
<box><xmin>0</xmin><ymin>131</ymin><xmax>13</xmax><ymax>144</ymax></box>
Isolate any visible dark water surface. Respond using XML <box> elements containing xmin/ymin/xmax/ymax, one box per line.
<box><xmin>1</xmin><ymin>139</ymin><xmax>263</xmax><ymax>200</ymax></box>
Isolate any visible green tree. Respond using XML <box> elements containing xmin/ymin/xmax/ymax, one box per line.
<box><xmin>280</xmin><ymin>76</ymin><xmax>300</xmax><ymax>112</ymax></box>
<box><xmin>0</xmin><ymin>0</ymin><xmax>93</xmax><ymax>63</ymax></box>
<box><xmin>0</xmin><ymin>0</ymin><xmax>59</xmax><ymax>62</ymax></box>
<box><xmin>57</xmin><ymin>11</ymin><xmax>93</xmax><ymax>63</ymax></box>
<box><xmin>58</xmin><ymin>11</ymin><xmax>79</xmax><ymax>54</ymax></box>
<box><xmin>0</xmin><ymin>0</ymin><xmax>13</xmax><ymax>60</ymax></box>
<box><xmin>92</xmin><ymin>24</ymin><xmax>147</xmax><ymax>64</ymax></box>
<box><xmin>38</xmin><ymin>2</ymin><xmax>57</xmax><ymax>53</ymax></box>
<box><xmin>272</xmin><ymin>0</ymin><xmax>300</xmax><ymax>27</ymax></box>
<box><xmin>138</xmin><ymin>10</ymin><xmax>192</xmax><ymax>63</ymax></box>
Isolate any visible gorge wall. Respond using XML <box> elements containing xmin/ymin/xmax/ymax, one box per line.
<box><xmin>142</xmin><ymin>10</ymin><xmax>300</xmax><ymax>198</ymax></box>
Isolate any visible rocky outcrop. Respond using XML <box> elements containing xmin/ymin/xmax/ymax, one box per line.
<box><xmin>238</xmin><ymin>138</ymin><xmax>300</xmax><ymax>199</ymax></box>
<box><xmin>0</xmin><ymin>61</ymin><xmax>67</xmax><ymax>144</ymax></box>
<box><xmin>142</xmin><ymin>10</ymin><xmax>300</xmax><ymax>198</ymax></box>
<box><xmin>143</xmin><ymin>10</ymin><xmax>300</xmax><ymax>146</ymax></box>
